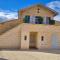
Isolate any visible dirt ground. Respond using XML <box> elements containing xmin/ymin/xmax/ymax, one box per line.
<box><xmin>0</xmin><ymin>49</ymin><xmax>60</xmax><ymax>60</ymax></box>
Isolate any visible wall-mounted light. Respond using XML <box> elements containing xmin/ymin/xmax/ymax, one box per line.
<box><xmin>24</xmin><ymin>35</ymin><xmax>27</xmax><ymax>40</ymax></box>
<box><xmin>41</xmin><ymin>36</ymin><xmax>44</xmax><ymax>41</ymax></box>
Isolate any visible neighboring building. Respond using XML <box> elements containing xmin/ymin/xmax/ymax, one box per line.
<box><xmin>0</xmin><ymin>4</ymin><xmax>60</xmax><ymax>49</ymax></box>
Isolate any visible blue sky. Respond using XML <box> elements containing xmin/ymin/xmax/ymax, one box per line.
<box><xmin>0</xmin><ymin>0</ymin><xmax>57</xmax><ymax>10</ymax></box>
<box><xmin>0</xmin><ymin>0</ymin><xmax>60</xmax><ymax>22</ymax></box>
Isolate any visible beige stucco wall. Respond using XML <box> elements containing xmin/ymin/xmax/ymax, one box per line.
<box><xmin>0</xmin><ymin>23</ymin><xmax>60</xmax><ymax>49</ymax></box>
<box><xmin>21</xmin><ymin>31</ymin><xmax>29</xmax><ymax>49</ymax></box>
<box><xmin>21</xmin><ymin>23</ymin><xmax>60</xmax><ymax>49</ymax></box>
<box><xmin>0</xmin><ymin>24</ymin><xmax>21</xmax><ymax>49</ymax></box>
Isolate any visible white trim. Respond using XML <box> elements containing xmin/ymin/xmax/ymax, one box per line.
<box><xmin>30</xmin><ymin>16</ymin><xmax>35</xmax><ymax>24</ymax></box>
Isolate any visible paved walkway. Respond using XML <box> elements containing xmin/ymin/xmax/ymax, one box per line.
<box><xmin>0</xmin><ymin>50</ymin><xmax>60</xmax><ymax>60</ymax></box>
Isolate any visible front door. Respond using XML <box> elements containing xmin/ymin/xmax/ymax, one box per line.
<box><xmin>29</xmin><ymin>32</ymin><xmax>37</xmax><ymax>49</ymax></box>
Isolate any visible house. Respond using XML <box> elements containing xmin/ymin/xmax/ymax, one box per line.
<box><xmin>0</xmin><ymin>4</ymin><xmax>60</xmax><ymax>50</ymax></box>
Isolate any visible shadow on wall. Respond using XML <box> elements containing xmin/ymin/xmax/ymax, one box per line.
<box><xmin>0</xmin><ymin>58</ymin><xmax>8</xmax><ymax>60</ymax></box>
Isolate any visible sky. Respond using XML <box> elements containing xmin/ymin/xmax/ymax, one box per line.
<box><xmin>0</xmin><ymin>0</ymin><xmax>60</xmax><ymax>22</ymax></box>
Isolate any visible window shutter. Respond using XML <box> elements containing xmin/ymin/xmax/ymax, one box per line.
<box><xmin>46</xmin><ymin>17</ymin><xmax>55</xmax><ymax>25</ymax></box>
<box><xmin>24</xmin><ymin>15</ymin><xmax>30</xmax><ymax>23</ymax></box>
<box><xmin>49</xmin><ymin>20</ymin><xmax>55</xmax><ymax>25</ymax></box>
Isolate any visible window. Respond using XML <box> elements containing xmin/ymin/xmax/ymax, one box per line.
<box><xmin>49</xmin><ymin>20</ymin><xmax>55</xmax><ymax>25</ymax></box>
<box><xmin>41</xmin><ymin>36</ymin><xmax>44</xmax><ymax>41</ymax></box>
<box><xmin>47</xmin><ymin>17</ymin><xmax>55</xmax><ymax>25</ymax></box>
<box><xmin>24</xmin><ymin>36</ymin><xmax>27</xmax><ymax>40</ymax></box>
<box><xmin>35</xmin><ymin>16</ymin><xmax>43</xmax><ymax>24</ymax></box>
<box><xmin>24</xmin><ymin>15</ymin><xmax>30</xmax><ymax>23</ymax></box>
<box><xmin>23</xmin><ymin>15</ymin><xmax>44</xmax><ymax>24</ymax></box>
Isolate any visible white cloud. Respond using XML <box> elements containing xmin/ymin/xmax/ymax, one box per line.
<box><xmin>0</xmin><ymin>10</ymin><xmax>18</xmax><ymax>22</ymax></box>
<box><xmin>46</xmin><ymin>1</ymin><xmax>60</xmax><ymax>21</ymax></box>
<box><xmin>54</xmin><ymin>15</ymin><xmax>60</xmax><ymax>20</ymax></box>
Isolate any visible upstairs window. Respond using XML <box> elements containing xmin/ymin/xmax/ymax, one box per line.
<box><xmin>49</xmin><ymin>20</ymin><xmax>55</xmax><ymax>25</ymax></box>
<box><xmin>47</xmin><ymin>17</ymin><xmax>55</xmax><ymax>25</ymax></box>
<box><xmin>48</xmin><ymin>17</ymin><xmax>55</xmax><ymax>25</ymax></box>
<box><xmin>35</xmin><ymin>16</ymin><xmax>43</xmax><ymax>24</ymax></box>
<box><xmin>24</xmin><ymin>15</ymin><xmax>30</xmax><ymax>23</ymax></box>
